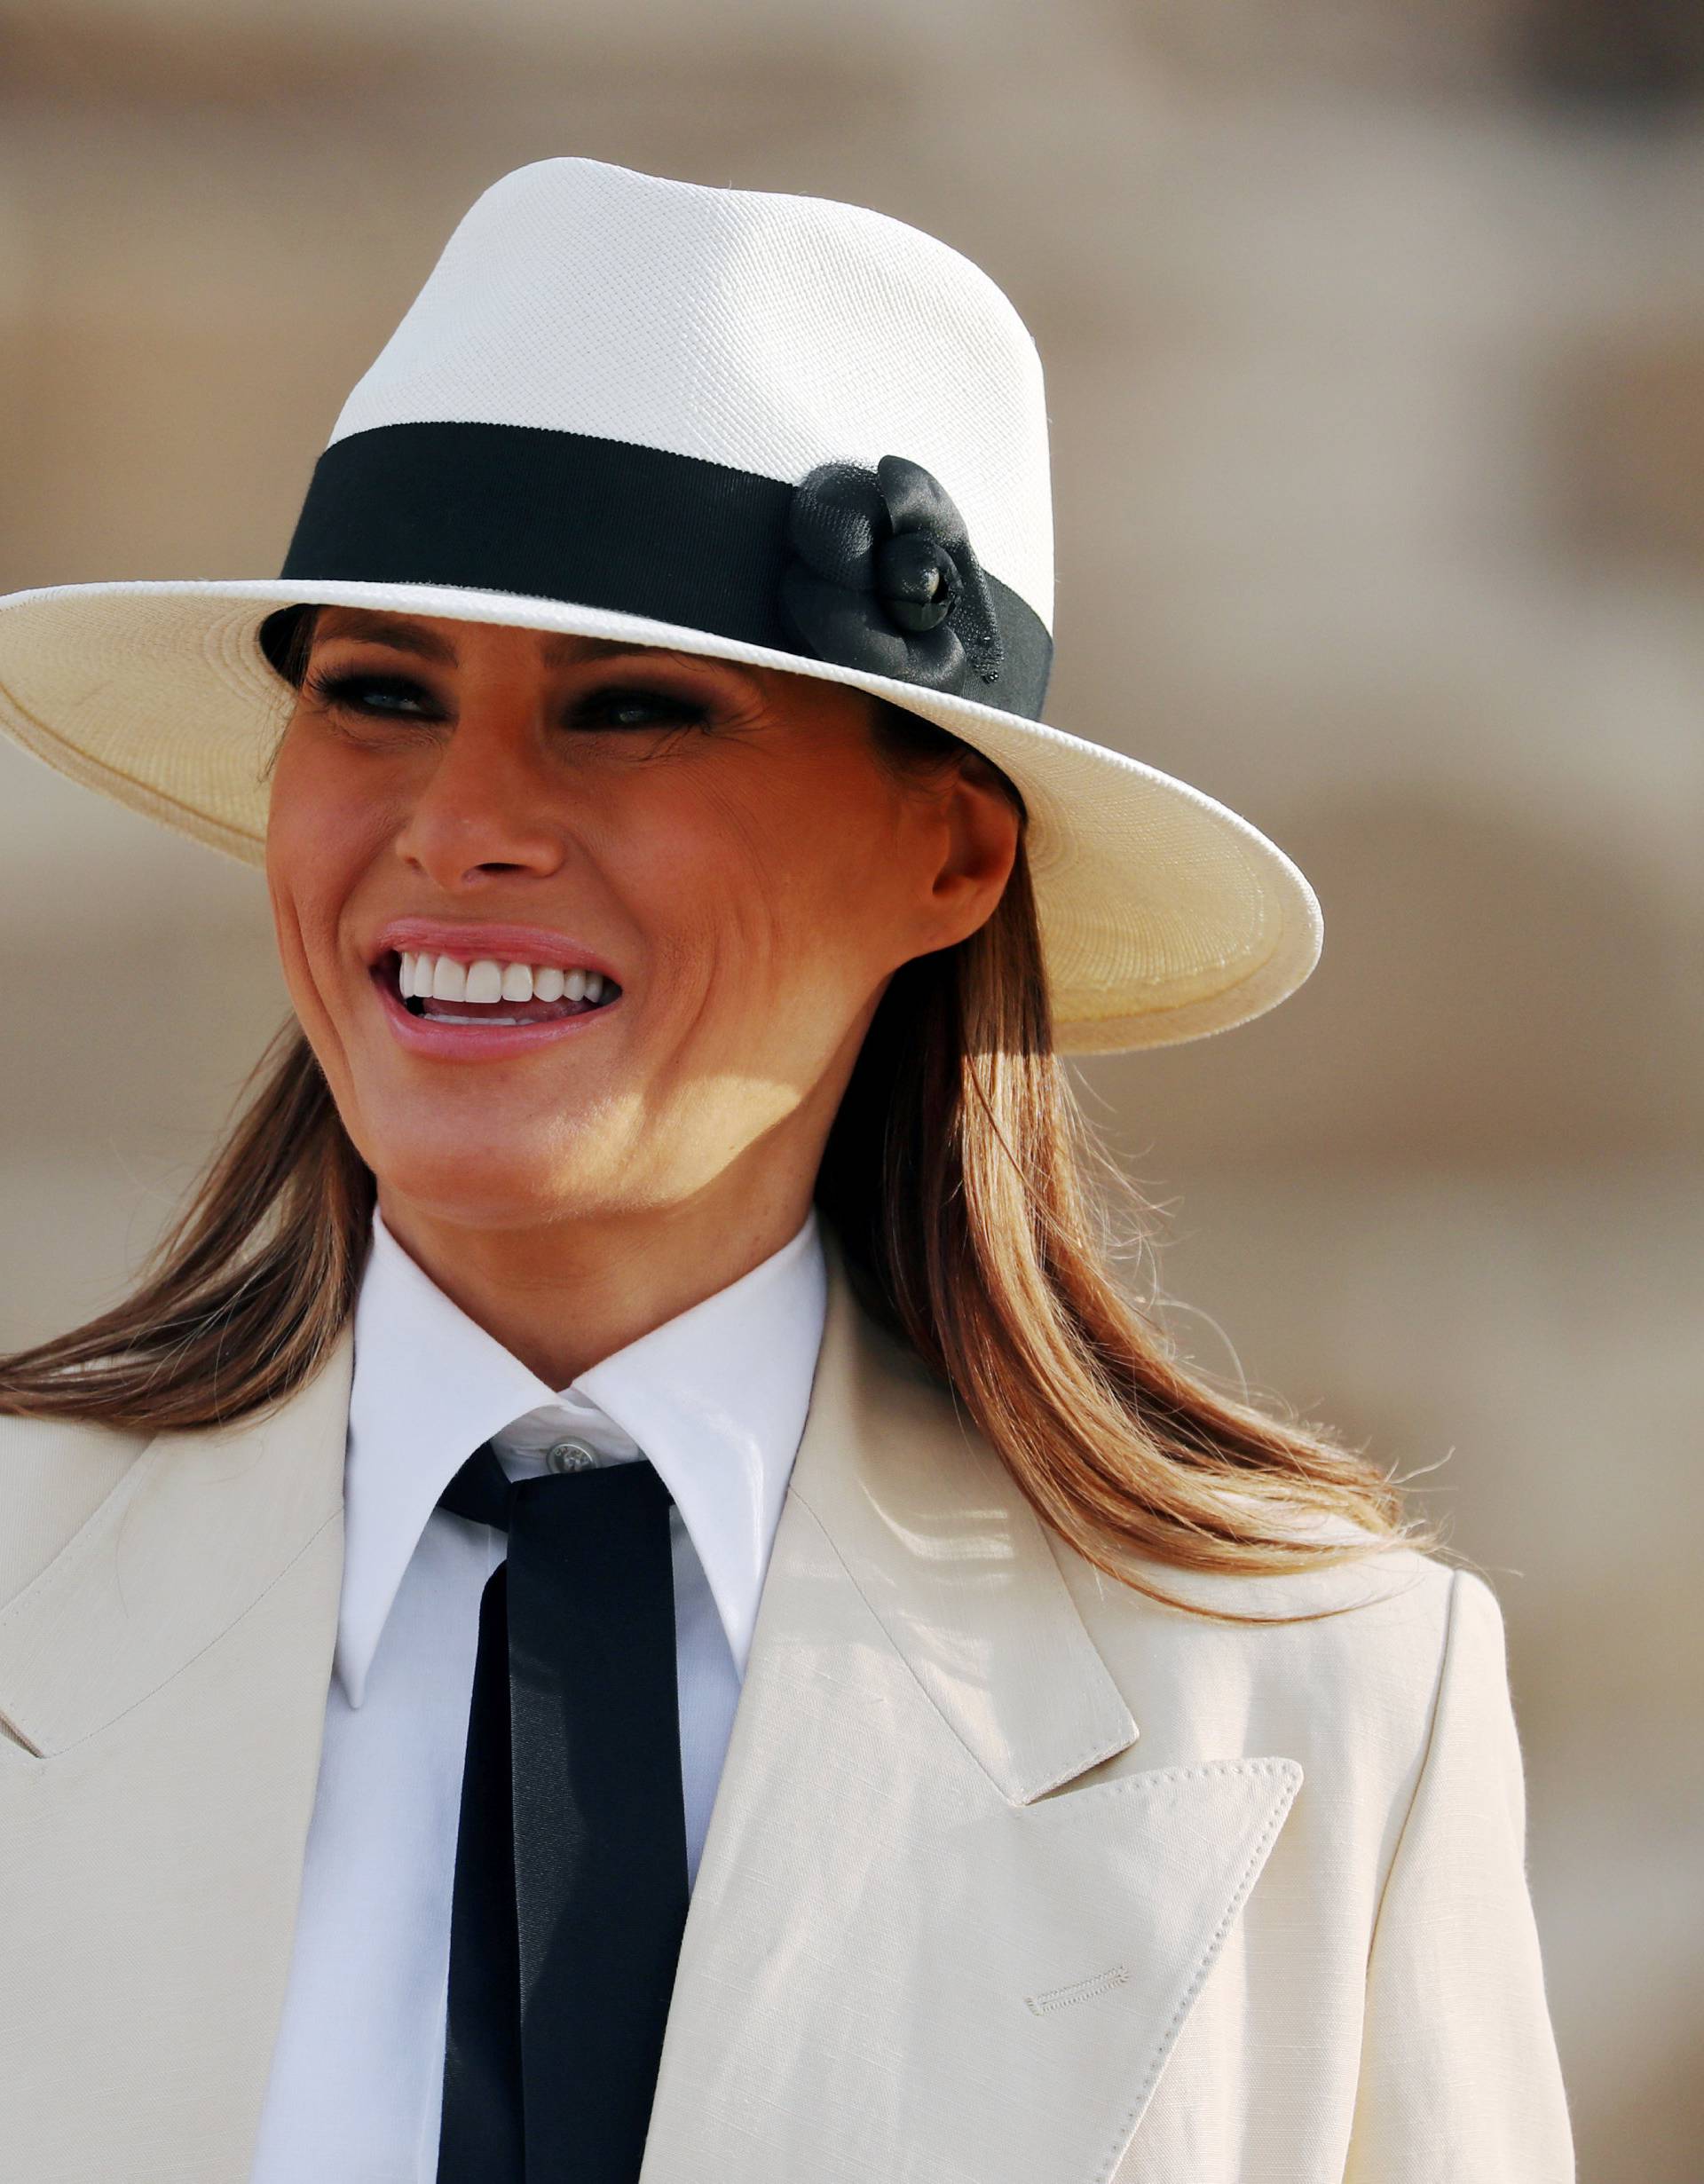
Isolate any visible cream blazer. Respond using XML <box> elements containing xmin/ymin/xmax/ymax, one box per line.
<box><xmin>0</xmin><ymin>1250</ymin><xmax>1574</xmax><ymax>2182</ymax></box>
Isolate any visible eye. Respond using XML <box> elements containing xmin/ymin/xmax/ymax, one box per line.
<box><xmin>569</xmin><ymin>683</ymin><xmax>712</xmax><ymax>732</ymax></box>
<box><xmin>303</xmin><ymin>667</ymin><xmax>439</xmax><ymax>719</ymax></box>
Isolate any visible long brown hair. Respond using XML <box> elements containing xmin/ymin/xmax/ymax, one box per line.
<box><xmin>0</xmin><ymin>603</ymin><xmax>1442</xmax><ymax>1623</ymax></box>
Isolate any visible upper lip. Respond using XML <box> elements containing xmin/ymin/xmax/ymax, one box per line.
<box><xmin>367</xmin><ymin>918</ymin><xmax>622</xmax><ymax>981</ymax></box>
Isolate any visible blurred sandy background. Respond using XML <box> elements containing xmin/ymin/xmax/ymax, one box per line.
<box><xmin>1</xmin><ymin>3</ymin><xmax>1700</xmax><ymax>2173</ymax></box>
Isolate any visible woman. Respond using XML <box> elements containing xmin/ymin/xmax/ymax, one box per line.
<box><xmin>0</xmin><ymin>158</ymin><xmax>1572</xmax><ymax>2182</ymax></box>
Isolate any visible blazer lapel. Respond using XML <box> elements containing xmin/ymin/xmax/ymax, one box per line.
<box><xmin>0</xmin><ymin>1329</ymin><xmax>352</xmax><ymax>2182</ymax></box>
<box><xmin>642</xmin><ymin>1258</ymin><xmax>1302</xmax><ymax>2184</ymax></box>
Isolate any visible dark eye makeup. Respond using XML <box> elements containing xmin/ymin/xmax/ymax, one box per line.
<box><xmin>300</xmin><ymin>666</ymin><xmax>714</xmax><ymax>735</ymax></box>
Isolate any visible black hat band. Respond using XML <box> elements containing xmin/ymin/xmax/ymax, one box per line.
<box><xmin>279</xmin><ymin>422</ymin><xmax>1053</xmax><ymax>719</ymax></box>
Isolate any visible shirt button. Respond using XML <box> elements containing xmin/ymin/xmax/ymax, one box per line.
<box><xmin>544</xmin><ymin>1438</ymin><xmax>598</xmax><ymax>1475</ymax></box>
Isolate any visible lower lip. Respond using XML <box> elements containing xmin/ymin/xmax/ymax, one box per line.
<box><xmin>370</xmin><ymin>967</ymin><xmax>621</xmax><ymax>1059</ymax></box>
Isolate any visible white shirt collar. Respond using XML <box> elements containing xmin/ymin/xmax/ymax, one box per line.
<box><xmin>336</xmin><ymin>1202</ymin><xmax>827</xmax><ymax>1708</ymax></box>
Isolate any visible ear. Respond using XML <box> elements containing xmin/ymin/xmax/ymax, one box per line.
<box><xmin>913</xmin><ymin>753</ymin><xmax>1022</xmax><ymax>954</ymax></box>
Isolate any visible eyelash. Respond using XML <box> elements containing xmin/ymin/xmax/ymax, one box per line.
<box><xmin>300</xmin><ymin>667</ymin><xmax>713</xmax><ymax>735</ymax></box>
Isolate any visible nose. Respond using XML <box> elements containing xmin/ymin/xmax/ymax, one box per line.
<box><xmin>392</xmin><ymin>696</ymin><xmax>565</xmax><ymax>890</ymax></box>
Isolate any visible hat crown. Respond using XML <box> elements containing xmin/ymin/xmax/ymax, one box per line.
<box><xmin>325</xmin><ymin>157</ymin><xmax>1054</xmax><ymax>632</ymax></box>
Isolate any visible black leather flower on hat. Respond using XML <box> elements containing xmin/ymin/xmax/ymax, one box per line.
<box><xmin>777</xmin><ymin>454</ymin><xmax>1006</xmax><ymax>696</ymax></box>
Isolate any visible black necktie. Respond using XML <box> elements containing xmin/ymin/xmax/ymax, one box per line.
<box><xmin>434</xmin><ymin>1441</ymin><xmax>690</xmax><ymax>2184</ymax></box>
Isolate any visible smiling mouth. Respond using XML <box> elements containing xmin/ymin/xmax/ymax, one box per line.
<box><xmin>375</xmin><ymin>949</ymin><xmax>623</xmax><ymax>1026</ymax></box>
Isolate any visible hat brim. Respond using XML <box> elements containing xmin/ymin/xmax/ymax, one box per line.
<box><xmin>0</xmin><ymin>575</ymin><xmax>1321</xmax><ymax>1054</ymax></box>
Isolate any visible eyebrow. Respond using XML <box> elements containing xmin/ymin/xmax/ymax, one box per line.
<box><xmin>315</xmin><ymin>612</ymin><xmax>461</xmax><ymax>664</ymax></box>
<box><xmin>312</xmin><ymin>611</ymin><xmax>738</xmax><ymax>678</ymax></box>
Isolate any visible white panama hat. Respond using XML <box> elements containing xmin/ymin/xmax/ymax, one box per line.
<box><xmin>0</xmin><ymin>156</ymin><xmax>1320</xmax><ymax>1053</ymax></box>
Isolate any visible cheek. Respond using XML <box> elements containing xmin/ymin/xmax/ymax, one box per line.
<box><xmin>756</xmin><ymin>772</ymin><xmax>916</xmax><ymax>965</ymax></box>
<box><xmin>264</xmin><ymin>734</ymin><xmax>382</xmax><ymax>1007</ymax></box>
<box><xmin>630</xmin><ymin>768</ymin><xmax>911</xmax><ymax>1042</ymax></box>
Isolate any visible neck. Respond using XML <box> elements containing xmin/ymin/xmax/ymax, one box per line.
<box><xmin>374</xmin><ymin>1171</ymin><xmax>816</xmax><ymax>1389</ymax></box>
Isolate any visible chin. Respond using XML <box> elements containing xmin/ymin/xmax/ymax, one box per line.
<box><xmin>381</xmin><ymin>1175</ymin><xmax>617</xmax><ymax>1235</ymax></box>
<box><xmin>363</xmin><ymin>1134</ymin><xmax>625</xmax><ymax>1234</ymax></box>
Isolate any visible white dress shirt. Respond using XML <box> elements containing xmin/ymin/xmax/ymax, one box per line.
<box><xmin>249</xmin><ymin>1202</ymin><xmax>828</xmax><ymax>2184</ymax></box>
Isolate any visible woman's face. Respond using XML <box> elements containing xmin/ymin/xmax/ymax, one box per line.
<box><xmin>265</xmin><ymin>608</ymin><xmax>1017</xmax><ymax>1237</ymax></box>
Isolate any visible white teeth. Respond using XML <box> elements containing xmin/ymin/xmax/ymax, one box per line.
<box><xmin>430</xmin><ymin>955</ymin><xmax>468</xmax><ymax>1002</ymax></box>
<box><xmin>391</xmin><ymin>950</ymin><xmax>612</xmax><ymax>1008</ymax></box>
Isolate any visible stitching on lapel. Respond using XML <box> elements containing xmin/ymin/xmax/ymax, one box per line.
<box><xmin>1027</xmin><ymin>1754</ymin><xmax>1301</xmax><ymax>1826</ymax></box>
<box><xmin>1086</xmin><ymin>1756</ymin><xmax>1303</xmax><ymax>2184</ymax></box>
